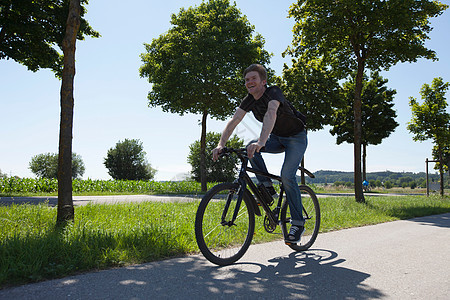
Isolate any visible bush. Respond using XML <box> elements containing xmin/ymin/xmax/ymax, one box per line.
<box><xmin>384</xmin><ymin>180</ymin><xmax>393</xmax><ymax>189</ymax></box>
<box><xmin>344</xmin><ymin>181</ymin><xmax>353</xmax><ymax>188</ymax></box>
<box><xmin>104</xmin><ymin>139</ymin><xmax>156</xmax><ymax>181</ymax></box>
<box><xmin>29</xmin><ymin>153</ymin><xmax>85</xmax><ymax>179</ymax></box>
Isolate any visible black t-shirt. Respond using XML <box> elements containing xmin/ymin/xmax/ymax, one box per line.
<box><xmin>239</xmin><ymin>86</ymin><xmax>305</xmax><ymax>137</ymax></box>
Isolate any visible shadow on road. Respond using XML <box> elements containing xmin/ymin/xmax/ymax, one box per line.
<box><xmin>215</xmin><ymin>249</ymin><xmax>385</xmax><ymax>299</ymax></box>
<box><xmin>407</xmin><ymin>213</ymin><xmax>450</xmax><ymax>229</ymax></box>
<box><xmin>2</xmin><ymin>249</ymin><xmax>385</xmax><ymax>299</ymax></box>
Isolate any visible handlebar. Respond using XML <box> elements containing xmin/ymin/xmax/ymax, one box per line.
<box><xmin>218</xmin><ymin>147</ymin><xmax>248</xmax><ymax>158</ymax></box>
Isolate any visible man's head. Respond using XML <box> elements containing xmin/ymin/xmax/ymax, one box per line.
<box><xmin>243</xmin><ymin>64</ymin><xmax>267</xmax><ymax>82</ymax></box>
<box><xmin>243</xmin><ymin>64</ymin><xmax>267</xmax><ymax>98</ymax></box>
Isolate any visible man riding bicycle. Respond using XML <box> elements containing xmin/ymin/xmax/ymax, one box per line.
<box><xmin>212</xmin><ymin>64</ymin><xmax>307</xmax><ymax>243</ymax></box>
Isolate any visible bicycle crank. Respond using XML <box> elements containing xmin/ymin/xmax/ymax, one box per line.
<box><xmin>263</xmin><ymin>215</ymin><xmax>277</xmax><ymax>233</ymax></box>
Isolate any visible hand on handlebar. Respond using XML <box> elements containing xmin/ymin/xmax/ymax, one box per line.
<box><xmin>212</xmin><ymin>146</ymin><xmax>224</xmax><ymax>162</ymax></box>
<box><xmin>247</xmin><ymin>142</ymin><xmax>264</xmax><ymax>159</ymax></box>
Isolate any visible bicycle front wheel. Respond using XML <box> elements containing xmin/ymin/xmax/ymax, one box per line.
<box><xmin>195</xmin><ymin>182</ymin><xmax>255</xmax><ymax>266</ymax></box>
<box><xmin>281</xmin><ymin>185</ymin><xmax>320</xmax><ymax>251</ymax></box>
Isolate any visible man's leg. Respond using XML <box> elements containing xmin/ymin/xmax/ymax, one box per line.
<box><xmin>280</xmin><ymin>130</ymin><xmax>308</xmax><ymax>226</ymax></box>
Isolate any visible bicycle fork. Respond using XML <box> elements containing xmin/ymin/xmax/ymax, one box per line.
<box><xmin>220</xmin><ymin>181</ymin><xmax>245</xmax><ymax>227</ymax></box>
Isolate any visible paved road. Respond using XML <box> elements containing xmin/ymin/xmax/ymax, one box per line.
<box><xmin>0</xmin><ymin>195</ymin><xmax>202</xmax><ymax>206</ymax></box>
<box><xmin>1</xmin><ymin>213</ymin><xmax>448</xmax><ymax>299</ymax></box>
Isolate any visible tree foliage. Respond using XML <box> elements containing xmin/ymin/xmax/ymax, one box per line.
<box><xmin>407</xmin><ymin>78</ymin><xmax>450</xmax><ymax>144</ymax></box>
<box><xmin>0</xmin><ymin>0</ymin><xmax>99</xmax><ymax>75</ymax></box>
<box><xmin>433</xmin><ymin>144</ymin><xmax>450</xmax><ymax>174</ymax></box>
<box><xmin>104</xmin><ymin>139</ymin><xmax>156</xmax><ymax>181</ymax></box>
<box><xmin>407</xmin><ymin>77</ymin><xmax>450</xmax><ymax>195</ymax></box>
<box><xmin>139</xmin><ymin>0</ymin><xmax>271</xmax><ymax>191</ymax></box>
<box><xmin>29</xmin><ymin>152</ymin><xmax>85</xmax><ymax>179</ymax></box>
<box><xmin>140</xmin><ymin>0</ymin><xmax>270</xmax><ymax>118</ymax></box>
<box><xmin>188</xmin><ymin>132</ymin><xmax>244</xmax><ymax>183</ymax></box>
<box><xmin>280</xmin><ymin>58</ymin><xmax>341</xmax><ymax>131</ymax></box>
<box><xmin>287</xmin><ymin>0</ymin><xmax>448</xmax><ymax>202</ymax></box>
<box><xmin>288</xmin><ymin>0</ymin><xmax>447</xmax><ymax>74</ymax></box>
<box><xmin>331</xmin><ymin>71</ymin><xmax>398</xmax><ymax>146</ymax></box>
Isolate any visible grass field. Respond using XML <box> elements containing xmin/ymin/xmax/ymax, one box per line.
<box><xmin>1</xmin><ymin>193</ymin><xmax>449</xmax><ymax>288</ymax></box>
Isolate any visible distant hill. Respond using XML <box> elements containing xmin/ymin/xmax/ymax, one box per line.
<box><xmin>303</xmin><ymin>170</ymin><xmax>441</xmax><ymax>185</ymax></box>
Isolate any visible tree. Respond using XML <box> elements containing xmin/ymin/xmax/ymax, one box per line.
<box><xmin>188</xmin><ymin>132</ymin><xmax>244</xmax><ymax>183</ymax></box>
<box><xmin>330</xmin><ymin>71</ymin><xmax>398</xmax><ymax>180</ymax></box>
<box><xmin>287</xmin><ymin>0</ymin><xmax>448</xmax><ymax>202</ymax></box>
<box><xmin>407</xmin><ymin>77</ymin><xmax>450</xmax><ymax>196</ymax></box>
<box><xmin>0</xmin><ymin>169</ymin><xmax>6</xmax><ymax>179</ymax></box>
<box><xmin>1</xmin><ymin>0</ymin><xmax>99</xmax><ymax>226</ymax></box>
<box><xmin>29</xmin><ymin>152</ymin><xmax>85</xmax><ymax>179</ymax></box>
<box><xmin>104</xmin><ymin>139</ymin><xmax>157</xmax><ymax>181</ymax></box>
<box><xmin>0</xmin><ymin>0</ymin><xmax>99</xmax><ymax>75</ymax></box>
<box><xmin>139</xmin><ymin>0</ymin><xmax>271</xmax><ymax>191</ymax></box>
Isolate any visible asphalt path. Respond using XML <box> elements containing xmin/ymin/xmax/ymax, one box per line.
<box><xmin>0</xmin><ymin>195</ymin><xmax>202</xmax><ymax>206</ymax></box>
<box><xmin>0</xmin><ymin>212</ymin><xmax>449</xmax><ymax>299</ymax></box>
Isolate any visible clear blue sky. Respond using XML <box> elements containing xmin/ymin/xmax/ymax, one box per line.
<box><xmin>1</xmin><ymin>0</ymin><xmax>449</xmax><ymax>181</ymax></box>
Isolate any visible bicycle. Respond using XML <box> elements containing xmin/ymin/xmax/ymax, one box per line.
<box><xmin>195</xmin><ymin>147</ymin><xmax>320</xmax><ymax>266</ymax></box>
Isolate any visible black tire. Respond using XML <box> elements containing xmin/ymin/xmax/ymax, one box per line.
<box><xmin>280</xmin><ymin>185</ymin><xmax>320</xmax><ymax>251</ymax></box>
<box><xmin>195</xmin><ymin>182</ymin><xmax>255</xmax><ymax>266</ymax></box>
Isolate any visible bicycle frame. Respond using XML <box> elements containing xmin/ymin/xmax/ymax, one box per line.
<box><xmin>221</xmin><ymin>147</ymin><xmax>315</xmax><ymax>230</ymax></box>
<box><xmin>222</xmin><ymin>150</ymin><xmax>283</xmax><ymax>228</ymax></box>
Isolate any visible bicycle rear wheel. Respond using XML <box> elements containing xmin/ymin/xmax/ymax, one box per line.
<box><xmin>280</xmin><ymin>185</ymin><xmax>320</xmax><ymax>251</ymax></box>
<box><xmin>195</xmin><ymin>182</ymin><xmax>255</xmax><ymax>266</ymax></box>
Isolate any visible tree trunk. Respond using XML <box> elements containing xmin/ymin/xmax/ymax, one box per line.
<box><xmin>362</xmin><ymin>143</ymin><xmax>367</xmax><ymax>181</ymax></box>
<box><xmin>200</xmin><ymin>110</ymin><xmax>208</xmax><ymax>192</ymax></box>
<box><xmin>57</xmin><ymin>0</ymin><xmax>80</xmax><ymax>225</ymax></box>
<box><xmin>353</xmin><ymin>58</ymin><xmax>365</xmax><ymax>203</ymax></box>
<box><xmin>438</xmin><ymin>145</ymin><xmax>444</xmax><ymax>196</ymax></box>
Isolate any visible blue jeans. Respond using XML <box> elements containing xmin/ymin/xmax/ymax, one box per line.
<box><xmin>248</xmin><ymin>130</ymin><xmax>308</xmax><ymax>226</ymax></box>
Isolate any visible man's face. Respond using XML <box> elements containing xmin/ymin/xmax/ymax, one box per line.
<box><xmin>244</xmin><ymin>71</ymin><xmax>266</xmax><ymax>97</ymax></box>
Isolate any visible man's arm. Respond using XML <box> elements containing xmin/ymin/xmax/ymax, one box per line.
<box><xmin>212</xmin><ymin>108</ymin><xmax>247</xmax><ymax>161</ymax></box>
<box><xmin>247</xmin><ymin>100</ymin><xmax>279</xmax><ymax>158</ymax></box>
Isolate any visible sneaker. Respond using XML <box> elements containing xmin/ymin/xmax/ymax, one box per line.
<box><xmin>286</xmin><ymin>225</ymin><xmax>305</xmax><ymax>244</ymax></box>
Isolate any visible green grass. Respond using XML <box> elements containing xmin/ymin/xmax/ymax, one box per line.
<box><xmin>1</xmin><ymin>195</ymin><xmax>449</xmax><ymax>288</ymax></box>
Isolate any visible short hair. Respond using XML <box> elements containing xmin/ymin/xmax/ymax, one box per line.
<box><xmin>243</xmin><ymin>64</ymin><xmax>267</xmax><ymax>81</ymax></box>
